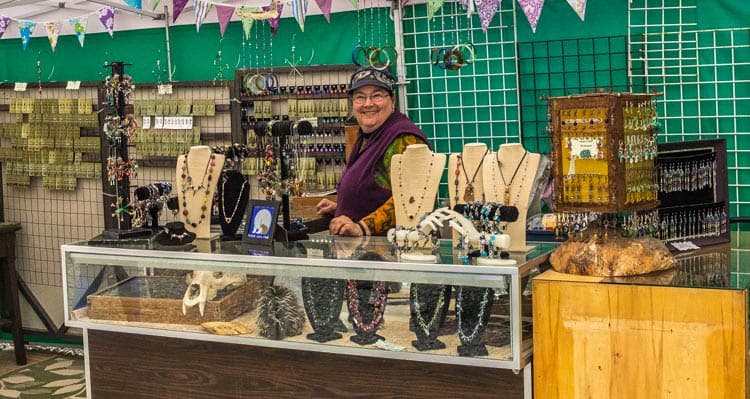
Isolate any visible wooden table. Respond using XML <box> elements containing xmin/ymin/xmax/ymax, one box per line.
<box><xmin>0</xmin><ymin>222</ymin><xmax>24</xmax><ymax>365</ymax></box>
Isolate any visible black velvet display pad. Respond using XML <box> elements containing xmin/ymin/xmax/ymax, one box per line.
<box><xmin>302</xmin><ymin>277</ymin><xmax>346</xmax><ymax>343</ymax></box>
<box><xmin>455</xmin><ymin>287</ymin><xmax>494</xmax><ymax>357</ymax></box>
<box><xmin>409</xmin><ymin>284</ymin><xmax>451</xmax><ymax>351</ymax></box>
<box><xmin>217</xmin><ymin>170</ymin><xmax>249</xmax><ymax>238</ymax></box>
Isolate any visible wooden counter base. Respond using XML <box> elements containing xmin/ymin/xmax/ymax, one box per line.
<box><xmin>88</xmin><ymin>330</ymin><xmax>525</xmax><ymax>398</ymax></box>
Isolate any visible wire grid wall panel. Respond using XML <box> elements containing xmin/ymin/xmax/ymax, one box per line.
<box><xmin>130</xmin><ymin>83</ymin><xmax>234</xmax><ymax>226</ymax></box>
<box><xmin>628</xmin><ymin>0</ymin><xmax>750</xmax><ymax>218</ymax></box>
<box><xmin>517</xmin><ymin>36</ymin><xmax>631</xmax><ymax>153</ymax></box>
<box><xmin>401</xmin><ymin>1</ymin><xmax>519</xmax><ymax>200</ymax></box>
<box><xmin>0</xmin><ymin>87</ymin><xmax>103</xmax><ymax>288</ymax></box>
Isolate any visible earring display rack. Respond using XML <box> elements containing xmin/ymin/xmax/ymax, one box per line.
<box><xmin>548</xmin><ymin>92</ymin><xmax>661</xmax><ymax>214</ymax></box>
<box><xmin>655</xmin><ymin>139</ymin><xmax>730</xmax><ymax>248</ymax></box>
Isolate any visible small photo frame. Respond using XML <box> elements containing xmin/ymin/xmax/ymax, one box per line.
<box><xmin>242</xmin><ymin>200</ymin><xmax>281</xmax><ymax>246</ymax></box>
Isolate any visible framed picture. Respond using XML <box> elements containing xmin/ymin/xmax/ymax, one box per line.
<box><xmin>242</xmin><ymin>200</ymin><xmax>281</xmax><ymax>246</ymax></box>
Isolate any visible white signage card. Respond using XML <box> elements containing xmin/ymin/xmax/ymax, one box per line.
<box><xmin>157</xmin><ymin>84</ymin><xmax>173</xmax><ymax>95</ymax></box>
<box><xmin>154</xmin><ymin>116</ymin><xmax>164</xmax><ymax>129</ymax></box>
<box><xmin>142</xmin><ymin>116</ymin><xmax>151</xmax><ymax>129</ymax></box>
<box><xmin>66</xmin><ymin>81</ymin><xmax>81</xmax><ymax>90</ymax></box>
<box><xmin>14</xmin><ymin>82</ymin><xmax>27</xmax><ymax>92</ymax></box>
<box><xmin>671</xmin><ymin>241</ymin><xmax>700</xmax><ymax>251</ymax></box>
<box><xmin>570</xmin><ymin>137</ymin><xmax>600</xmax><ymax>159</ymax></box>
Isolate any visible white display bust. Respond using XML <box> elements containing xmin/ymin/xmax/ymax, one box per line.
<box><xmin>447</xmin><ymin>143</ymin><xmax>489</xmax><ymax>209</ymax></box>
<box><xmin>390</xmin><ymin>144</ymin><xmax>446</xmax><ymax>228</ymax></box>
<box><xmin>175</xmin><ymin>146</ymin><xmax>225</xmax><ymax>239</ymax></box>
<box><xmin>483</xmin><ymin>142</ymin><xmax>540</xmax><ymax>252</ymax></box>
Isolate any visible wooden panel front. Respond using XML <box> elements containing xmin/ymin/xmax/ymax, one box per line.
<box><xmin>88</xmin><ymin>330</ymin><xmax>525</xmax><ymax>399</ymax></box>
<box><xmin>533</xmin><ymin>274</ymin><xmax>747</xmax><ymax>398</ymax></box>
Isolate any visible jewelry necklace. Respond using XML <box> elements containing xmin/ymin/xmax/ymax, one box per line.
<box><xmin>180</xmin><ymin>153</ymin><xmax>216</xmax><ymax>228</ymax></box>
<box><xmin>458</xmin><ymin>148</ymin><xmax>490</xmax><ymax>202</ymax></box>
<box><xmin>412</xmin><ymin>285</ymin><xmax>447</xmax><ymax>337</ymax></box>
<box><xmin>496</xmin><ymin>150</ymin><xmax>528</xmax><ymax>205</ymax></box>
<box><xmin>346</xmin><ymin>280</ymin><xmax>387</xmax><ymax>334</ymax></box>
<box><xmin>303</xmin><ymin>278</ymin><xmax>344</xmax><ymax>329</ymax></box>
<box><xmin>396</xmin><ymin>153</ymin><xmax>436</xmax><ymax>222</ymax></box>
<box><xmin>456</xmin><ymin>287</ymin><xmax>491</xmax><ymax>344</ymax></box>
<box><xmin>220</xmin><ymin>174</ymin><xmax>247</xmax><ymax>224</ymax></box>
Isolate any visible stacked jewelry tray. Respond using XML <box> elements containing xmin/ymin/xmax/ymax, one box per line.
<box><xmin>655</xmin><ymin>139</ymin><xmax>730</xmax><ymax>249</ymax></box>
<box><xmin>547</xmin><ymin>92</ymin><xmax>662</xmax><ymax>213</ymax></box>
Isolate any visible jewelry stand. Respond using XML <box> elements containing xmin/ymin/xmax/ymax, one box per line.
<box><xmin>483</xmin><ymin>143</ymin><xmax>540</xmax><ymax>253</ymax></box>
<box><xmin>448</xmin><ymin>143</ymin><xmax>490</xmax><ymax>209</ymax></box>
<box><xmin>217</xmin><ymin>170</ymin><xmax>249</xmax><ymax>239</ymax></box>
<box><xmin>455</xmin><ymin>286</ymin><xmax>494</xmax><ymax>357</ymax></box>
<box><xmin>301</xmin><ymin>277</ymin><xmax>346</xmax><ymax>343</ymax></box>
<box><xmin>410</xmin><ymin>283</ymin><xmax>451</xmax><ymax>351</ymax></box>
<box><xmin>391</xmin><ymin>144</ymin><xmax>445</xmax><ymax>228</ymax></box>
<box><xmin>347</xmin><ymin>280</ymin><xmax>388</xmax><ymax>345</ymax></box>
<box><xmin>175</xmin><ymin>146</ymin><xmax>225</xmax><ymax>239</ymax></box>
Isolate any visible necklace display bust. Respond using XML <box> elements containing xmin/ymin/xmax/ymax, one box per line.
<box><xmin>483</xmin><ymin>143</ymin><xmax>540</xmax><ymax>252</ymax></box>
<box><xmin>448</xmin><ymin>143</ymin><xmax>489</xmax><ymax>209</ymax></box>
<box><xmin>175</xmin><ymin>146</ymin><xmax>225</xmax><ymax>239</ymax></box>
<box><xmin>391</xmin><ymin>144</ymin><xmax>445</xmax><ymax>228</ymax></box>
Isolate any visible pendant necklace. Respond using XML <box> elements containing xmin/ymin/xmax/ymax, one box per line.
<box><xmin>346</xmin><ymin>280</ymin><xmax>387</xmax><ymax>334</ymax></box>
<box><xmin>412</xmin><ymin>285</ymin><xmax>448</xmax><ymax>337</ymax></box>
<box><xmin>180</xmin><ymin>153</ymin><xmax>216</xmax><ymax>228</ymax></box>
<box><xmin>220</xmin><ymin>174</ymin><xmax>247</xmax><ymax>224</ymax></box>
<box><xmin>496</xmin><ymin>150</ymin><xmax>528</xmax><ymax>205</ymax></box>
<box><xmin>458</xmin><ymin>148</ymin><xmax>490</xmax><ymax>203</ymax></box>
<box><xmin>396</xmin><ymin>153</ymin><xmax>436</xmax><ymax>222</ymax></box>
<box><xmin>455</xmin><ymin>287</ymin><xmax>491</xmax><ymax>344</ymax></box>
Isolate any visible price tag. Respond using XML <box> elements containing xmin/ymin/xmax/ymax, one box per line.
<box><xmin>66</xmin><ymin>81</ymin><xmax>81</xmax><ymax>90</ymax></box>
<box><xmin>157</xmin><ymin>84</ymin><xmax>173</xmax><ymax>95</ymax></box>
<box><xmin>14</xmin><ymin>82</ymin><xmax>27</xmax><ymax>92</ymax></box>
<box><xmin>670</xmin><ymin>241</ymin><xmax>700</xmax><ymax>251</ymax></box>
<box><xmin>142</xmin><ymin>116</ymin><xmax>151</xmax><ymax>129</ymax></box>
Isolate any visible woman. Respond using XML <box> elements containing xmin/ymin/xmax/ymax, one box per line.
<box><xmin>316</xmin><ymin>67</ymin><xmax>429</xmax><ymax>236</ymax></box>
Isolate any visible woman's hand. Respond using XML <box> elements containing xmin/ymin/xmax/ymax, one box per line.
<box><xmin>329</xmin><ymin>215</ymin><xmax>364</xmax><ymax>237</ymax></box>
<box><xmin>316</xmin><ymin>198</ymin><xmax>337</xmax><ymax>216</ymax></box>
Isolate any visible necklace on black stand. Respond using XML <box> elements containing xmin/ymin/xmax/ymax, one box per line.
<box><xmin>302</xmin><ymin>277</ymin><xmax>346</xmax><ymax>343</ymax></box>
<box><xmin>347</xmin><ymin>279</ymin><xmax>387</xmax><ymax>345</ymax></box>
<box><xmin>455</xmin><ymin>286</ymin><xmax>494</xmax><ymax>357</ymax></box>
<box><xmin>220</xmin><ymin>174</ymin><xmax>247</xmax><ymax>224</ymax></box>
<box><xmin>410</xmin><ymin>283</ymin><xmax>451</xmax><ymax>351</ymax></box>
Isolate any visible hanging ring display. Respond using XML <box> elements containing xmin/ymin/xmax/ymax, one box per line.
<box><xmin>351</xmin><ymin>44</ymin><xmax>369</xmax><ymax>67</ymax></box>
<box><xmin>264</xmin><ymin>73</ymin><xmax>280</xmax><ymax>94</ymax></box>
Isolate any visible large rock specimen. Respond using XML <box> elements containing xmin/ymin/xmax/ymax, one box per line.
<box><xmin>549</xmin><ymin>236</ymin><xmax>676</xmax><ymax>276</ymax></box>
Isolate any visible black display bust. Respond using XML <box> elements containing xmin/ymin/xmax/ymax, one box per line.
<box><xmin>217</xmin><ymin>170</ymin><xmax>249</xmax><ymax>239</ymax></box>
<box><xmin>302</xmin><ymin>277</ymin><xmax>346</xmax><ymax>343</ymax></box>
<box><xmin>455</xmin><ymin>286</ymin><xmax>494</xmax><ymax>357</ymax></box>
<box><xmin>409</xmin><ymin>284</ymin><xmax>451</xmax><ymax>351</ymax></box>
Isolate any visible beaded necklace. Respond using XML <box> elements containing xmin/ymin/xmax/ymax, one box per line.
<box><xmin>457</xmin><ymin>148</ymin><xmax>490</xmax><ymax>203</ymax></box>
<box><xmin>495</xmin><ymin>150</ymin><xmax>529</xmax><ymax>205</ymax></box>
<box><xmin>395</xmin><ymin>153</ymin><xmax>436</xmax><ymax>222</ymax></box>
<box><xmin>303</xmin><ymin>278</ymin><xmax>344</xmax><ymax>329</ymax></box>
<box><xmin>346</xmin><ymin>280</ymin><xmax>387</xmax><ymax>334</ymax></box>
<box><xmin>412</xmin><ymin>285</ymin><xmax>447</xmax><ymax>337</ymax></box>
<box><xmin>455</xmin><ymin>287</ymin><xmax>491</xmax><ymax>344</ymax></box>
<box><xmin>219</xmin><ymin>174</ymin><xmax>247</xmax><ymax>224</ymax></box>
<box><xmin>180</xmin><ymin>153</ymin><xmax>216</xmax><ymax>228</ymax></box>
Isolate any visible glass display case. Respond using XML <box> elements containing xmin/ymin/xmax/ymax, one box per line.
<box><xmin>62</xmin><ymin>236</ymin><xmax>556</xmax><ymax>372</ymax></box>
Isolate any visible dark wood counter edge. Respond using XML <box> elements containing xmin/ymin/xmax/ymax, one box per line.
<box><xmin>88</xmin><ymin>329</ymin><xmax>525</xmax><ymax>399</ymax></box>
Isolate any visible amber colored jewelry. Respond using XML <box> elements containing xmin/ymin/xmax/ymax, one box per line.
<box><xmin>496</xmin><ymin>150</ymin><xmax>528</xmax><ymax>205</ymax></box>
<box><xmin>458</xmin><ymin>148</ymin><xmax>490</xmax><ymax>203</ymax></box>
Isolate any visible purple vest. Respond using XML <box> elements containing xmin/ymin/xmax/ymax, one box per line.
<box><xmin>336</xmin><ymin>110</ymin><xmax>428</xmax><ymax>223</ymax></box>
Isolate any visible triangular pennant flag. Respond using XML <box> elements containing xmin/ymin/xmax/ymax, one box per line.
<box><xmin>216</xmin><ymin>5</ymin><xmax>234</xmax><ymax>37</ymax></box>
<box><xmin>0</xmin><ymin>16</ymin><xmax>10</xmax><ymax>39</ymax></box>
<box><xmin>45</xmin><ymin>21</ymin><xmax>62</xmax><ymax>52</ymax></box>
<box><xmin>517</xmin><ymin>0</ymin><xmax>544</xmax><ymax>32</ymax></box>
<box><xmin>263</xmin><ymin>1</ymin><xmax>283</xmax><ymax>36</ymax></box>
<box><xmin>427</xmin><ymin>0</ymin><xmax>446</xmax><ymax>20</ymax></box>
<box><xmin>241</xmin><ymin>17</ymin><xmax>254</xmax><ymax>40</ymax></box>
<box><xmin>402</xmin><ymin>0</ymin><xmax>410</xmax><ymax>6</ymax></box>
<box><xmin>172</xmin><ymin>0</ymin><xmax>189</xmax><ymax>22</ymax></box>
<box><xmin>290</xmin><ymin>0</ymin><xmax>307</xmax><ymax>31</ymax></box>
<box><xmin>18</xmin><ymin>20</ymin><xmax>36</xmax><ymax>50</ymax></box>
<box><xmin>348</xmin><ymin>0</ymin><xmax>357</xmax><ymax>9</ymax></box>
<box><xmin>194</xmin><ymin>0</ymin><xmax>210</xmax><ymax>32</ymax></box>
<box><xmin>124</xmin><ymin>0</ymin><xmax>142</xmax><ymax>9</ymax></box>
<box><xmin>475</xmin><ymin>0</ymin><xmax>500</xmax><ymax>32</ymax></box>
<box><xmin>314</xmin><ymin>0</ymin><xmax>332</xmax><ymax>23</ymax></box>
<box><xmin>459</xmin><ymin>0</ymin><xmax>475</xmax><ymax>17</ymax></box>
<box><xmin>566</xmin><ymin>0</ymin><xmax>586</xmax><ymax>20</ymax></box>
<box><xmin>98</xmin><ymin>7</ymin><xmax>115</xmax><ymax>36</ymax></box>
<box><xmin>69</xmin><ymin>18</ymin><xmax>88</xmax><ymax>47</ymax></box>
<box><xmin>152</xmin><ymin>0</ymin><xmax>161</xmax><ymax>11</ymax></box>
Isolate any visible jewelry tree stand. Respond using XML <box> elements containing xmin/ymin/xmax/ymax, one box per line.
<box><xmin>301</xmin><ymin>277</ymin><xmax>346</xmax><ymax>343</ymax></box>
<box><xmin>217</xmin><ymin>170</ymin><xmax>249</xmax><ymax>239</ymax></box>
<box><xmin>101</xmin><ymin>62</ymin><xmax>150</xmax><ymax>240</ymax></box>
<box><xmin>483</xmin><ymin>143</ymin><xmax>541</xmax><ymax>252</ymax></box>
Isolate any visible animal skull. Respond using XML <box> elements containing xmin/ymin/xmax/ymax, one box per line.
<box><xmin>182</xmin><ymin>271</ymin><xmax>247</xmax><ymax>316</ymax></box>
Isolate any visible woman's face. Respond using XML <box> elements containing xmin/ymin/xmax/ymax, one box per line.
<box><xmin>352</xmin><ymin>85</ymin><xmax>394</xmax><ymax>134</ymax></box>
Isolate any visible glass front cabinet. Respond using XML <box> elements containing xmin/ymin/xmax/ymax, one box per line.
<box><xmin>62</xmin><ymin>237</ymin><xmax>554</xmax><ymax>396</ymax></box>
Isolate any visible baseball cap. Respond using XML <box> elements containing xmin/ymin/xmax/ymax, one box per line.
<box><xmin>348</xmin><ymin>67</ymin><xmax>396</xmax><ymax>95</ymax></box>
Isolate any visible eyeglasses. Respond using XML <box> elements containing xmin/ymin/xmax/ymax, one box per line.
<box><xmin>352</xmin><ymin>92</ymin><xmax>389</xmax><ymax>105</ymax></box>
